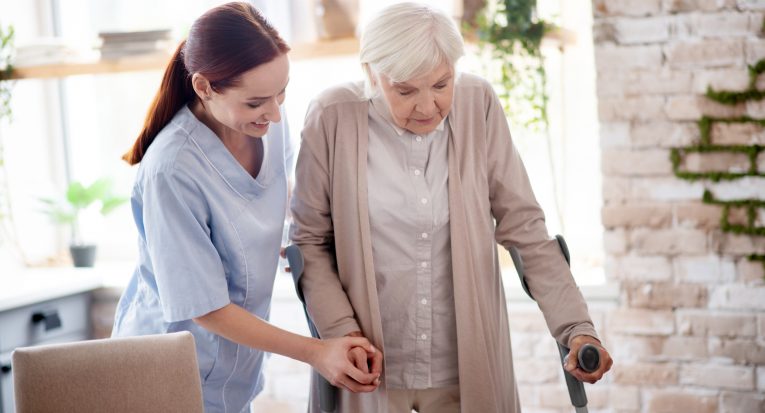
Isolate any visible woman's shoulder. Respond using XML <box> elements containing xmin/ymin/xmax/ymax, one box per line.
<box><xmin>310</xmin><ymin>81</ymin><xmax>366</xmax><ymax>111</ymax></box>
<box><xmin>137</xmin><ymin>108</ymin><xmax>201</xmax><ymax>177</ymax></box>
<box><xmin>455</xmin><ymin>72</ymin><xmax>494</xmax><ymax>96</ymax></box>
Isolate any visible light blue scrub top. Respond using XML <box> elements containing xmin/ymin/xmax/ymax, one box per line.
<box><xmin>112</xmin><ymin>105</ymin><xmax>293</xmax><ymax>413</ymax></box>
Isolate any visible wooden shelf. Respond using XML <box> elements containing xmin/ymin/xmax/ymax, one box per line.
<box><xmin>8</xmin><ymin>37</ymin><xmax>360</xmax><ymax>80</ymax></box>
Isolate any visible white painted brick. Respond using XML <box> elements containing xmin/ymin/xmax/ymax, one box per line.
<box><xmin>627</xmin><ymin>281</ymin><xmax>708</xmax><ymax>309</ymax></box>
<box><xmin>536</xmin><ymin>384</ymin><xmax>575</xmax><ymax>409</ymax></box>
<box><xmin>750</xmin><ymin>11</ymin><xmax>765</xmax><ymax>31</ymax></box>
<box><xmin>711</xmin><ymin>121</ymin><xmax>765</xmax><ymax>145</ymax></box>
<box><xmin>709</xmin><ymin>337</ymin><xmax>765</xmax><ymax>363</ymax></box>
<box><xmin>745</xmin><ymin>39</ymin><xmax>765</xmax><ymax>64</ymax></box>
<box><xmin>604</xmin><ymin>228</ymin><xmax>629</xmax><ymax>254</ymax></box>
<box><xmin>599</xmin><ymin>69</ymin><xmax>694</xmax><ymax>96</ymax></box>
<box><xmin>687</xmin><ymin>12</ymin><xmax>754</xmax><ymax>37</ymax></box>
<box><xmin>674</xmin><ymin>202</ymin><xmax>725</xmax><ymax>230</ymax></box>
<box><xmin>708</xmin><ymin>177</ymin><xmax>765</xmax><ymax>200</ymax></box>
<box><xmin>613</xmin><ymin>362</ymin><xmax>679</xmax><ymax>385</ymax></box>
<box><xmin>720</xmin><ymin>391</ymin><xmax>765</xmax><ymax>413</ymax></box>
<box><xmin>680</xmin><ymin>363</ymin><xmax>755</xmax><ymax>390</ymax></box>
<box><xmin>665</xmin><ymin>95</ymin><xmax>747</xmax><ymax>120</ymax></box>
<box><xmin>630</xmin><ymin>177</ymin><xmax>705</xmax><ymax>201</ymax></box>
<box><xmin>602</xmin><ymin>203</ymin><xmax>673</xmax><ymax>228</ymax></box>
<box><xmin>714</xmin><ymin>232</ymin><xmax>765</xmax><ymax>255</ymax></box>
<box><xmin>611</xmin><ymin>255</ymin><xmax>673</xmax><ymax>281</ymax></box>
<box><xmin>594</xmin><ymin>0</ymin><xmax>663</xmax><ymax>16</ymax></box>
<box><xmin>676</xmin><ymin>310</ymin><xmax>757</xmax><ymax>336</ymax></box>
<box><xmin>682</xmin><ymin>152</ymin><xmax>751</xmax><ymax>173</ymax></box>
<box><xmin>760</xmin><ymin>314</ymin><xmax>765</xmax><ymax>337</ymax></box>
<box><xmin>595</xmin><ymin>44</ymin><xmax>664</xmax><ymax>72</ymax></box>
<box><xmin>747</xmin><ymin>99</ymin><xmax>765</xmax><ymax>118</ymax></box>
<box><xmin>630</xmin><ymin>228</ymin><xmax>708</xmax><ymax>255</ymax></box>
<box><xmin>674</xmin><ymin>255</ymin><xmax>736</xmax><ymax>283</ymax></box>
<box><xmin>600</xmin><ymin>96</ymin><xmax>667</xmax><ymax>121</ymax></box>
<box><xmin>614</xmin><ymin>16</ymin><xmax>672</xmax><ymax>44</ymax></box>
<box><xmin>693</xmin><ymin>69</ymin><xmax>751</xmax><ymax>94</ymax></box>
<box><xmin>663</xmin><ymin>336</ymin><xmax>709</xmax><ymax>359</ymax></box>
<box><xmin>603</xmin><ymin>149</ymin><xmax>673</xmax><ymax>176</ymax></box>
<box><xmin>608</xmin><ymin>334</ymin><xmax>665</xmax><ymax>360</ymax></box>
<box><xmin>739</xmin><ymin>0</ymin><xmax>765</xmax><ymax>10</ymax></box>
<box><xmin>663</xmin><ymin>0</ymin><xmax>736</xmax><ymax>12</ymax></box>
<box><xmin>709</xmin><ymin>284</ymin><xmax>765</xmax><ymax>310</ymax></box>
<box><xmin>631</xmin><ymin>122</ymin><xmax>700</xmax><ymax>148</ymax></box>
<box><xmin>514</xmin><ymin>360</ymin><xmax>561</xmax><ymax>384</ymax></box>
<box><xmin>646</xmin><ymin>389</ymin><xmax>719</xmax><ymax>413</ymax></box>
<box><xmin>737</xmin><ymin>257</ymin><xmax>765</xmax><ymax>282</ymax></box>
<box><xmin>609</xmin><ymin>385</ymin><xmax>641</xmax><ymax>410</ymax></box>
<box><xmin>602</xmin><ymin>177</ymin><xmax>632</xmax><ymax>201</ymax></box>
<box><xmin>758</xmin><ymin>366</ymin><xmax>765</xmax><ymax>392</ymax></box>
<box><xmin>600</xmin><ymin>122</ymin><xmax>631</xmax><ymax>148</ymax></box>
<box><xmin>665</xmin><ymin>39</ymin><xmax>745</xmax><ymax>68</ymax></box>
<box><xmin>609</xmin><ymin>308</ymin><xmax>676</xmax><ymax>335</ymax></box>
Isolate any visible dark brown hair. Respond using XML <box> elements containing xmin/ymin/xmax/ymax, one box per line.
<box><xmin>123</xmin><ymin>2</ymin><xmax>290</xmax><ymax>165</ymax></box>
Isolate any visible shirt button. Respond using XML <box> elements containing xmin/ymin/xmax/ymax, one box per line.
<box><xmin>421</xmin><ymin>232</ymin><xmax>428</xmax><ymax>239</ymax></box>
<box><xmin>421</xmin><ymin>334</ymin><xmax>427</xmax><ymax>340</ymax></box>
<box><xmin>414</xmin><ymin>169</ymin><xmax>421</xmax><ymax>176</ymax></box>
<box><xmin>421</xmin><ymin>298</ymin><xmax>428</xmax><ymax>305</ymax></box>
<box><xmin>415</xmin><ymin>136</ymin><xmax>423</xmax><ymax>142</ymax></box>
<box><xmin>421</xmin><ymin>198</ymin><xmax>428</xmax><ymax>204</ymax></box>
<box><xmin>421</xmin><ymin>262</ymin><xmax>428</xmax><ymax>268</ymax></box>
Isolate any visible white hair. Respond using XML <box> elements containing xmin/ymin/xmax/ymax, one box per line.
<box><xmin>359</xmin><ymin>2</ymin><xmax>465</xmax><ymax>98</ymax></box>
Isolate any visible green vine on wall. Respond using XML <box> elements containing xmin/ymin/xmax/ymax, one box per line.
<box><xmin>671</xmin><ymin>58</ymin><xmax>765</xmax><ymax>272</ymax></box>
<box><xmin>0</xmin><ymin>23</ymin><xmax>14</xmax><ymax>121</ymax></box>
<box><xmin>473</xmin><ymin>0</ymin><xmax>554</xmax><ymax>131</ymax></box>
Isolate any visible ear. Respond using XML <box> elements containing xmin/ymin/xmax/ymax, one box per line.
<box><xmin>191</xmin><ymin>73</ymin><xmax>213</xmax><ymax>101</ymax></box>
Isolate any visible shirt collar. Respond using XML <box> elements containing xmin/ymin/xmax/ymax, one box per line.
<box><xmin>175</xmin><ymin>105</ymin><xmax>266</xmax><ymax>200</ymax></box>
<box><xmin>370</xmin><ymin>94</ymin><xmax>446</xmax><ymax>137</ymax></box>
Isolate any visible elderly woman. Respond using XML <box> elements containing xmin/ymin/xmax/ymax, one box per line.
<box><xmin>290</xmin><ymin>3</ymin><xmax>612</xmax><ymax>412</ymax></box>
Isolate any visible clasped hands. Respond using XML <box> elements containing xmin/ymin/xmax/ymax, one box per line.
<box><xmin>311</xmin><ymin>330</ymin><xmax>383</xmax><ymax>393</ymax></box>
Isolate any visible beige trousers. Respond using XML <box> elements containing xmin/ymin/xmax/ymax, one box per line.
<box><xmin>387</xmin><ymin>385</ymin><xmax>461</xmax><ymax>413</ymax></box>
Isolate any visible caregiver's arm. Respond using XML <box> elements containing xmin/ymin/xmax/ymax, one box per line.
<box><xmin>193</xmin><ymin>303</ymin><xmax>379</xmax><ymax>392</ymax></box>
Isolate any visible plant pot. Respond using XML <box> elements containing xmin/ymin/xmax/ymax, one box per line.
<box><xmin>69</xmin><ymin>244</ymin><xmax>97</xmax><ymax>268</ymax></box>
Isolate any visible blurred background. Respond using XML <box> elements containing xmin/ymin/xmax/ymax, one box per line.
<box><xmin>0</xmin><ymin>0</ymin><xmax>762</xmax><ymax>412</ymax></box>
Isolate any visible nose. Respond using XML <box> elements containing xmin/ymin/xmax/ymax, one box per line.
<box><xmin>414</xmin><ymin>92</ymin><xmax>436</xmax><ymax>117</ymax></box>
<box><xmin>264</xmin><ymin>98</ymin><xmax>282</xmax><ymax>123</ymax></box>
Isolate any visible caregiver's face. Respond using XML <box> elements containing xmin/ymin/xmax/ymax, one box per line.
<box><xmin>377</xmin><ymin>61</ymin><xmax>454</xmax><ymax>135</ymax></box>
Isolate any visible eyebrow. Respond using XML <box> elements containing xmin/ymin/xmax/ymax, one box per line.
<box><xmin>393</xmin><ymin>73</ymin><xmax>452</xmax><ymax>88</ymax></box>
<box><xmin>246</xmin><ymin>78</ymin><xmax>290</xmax><ymax>100</ymax></box>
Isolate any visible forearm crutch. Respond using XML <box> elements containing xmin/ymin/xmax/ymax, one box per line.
<box><xmin>508</xmin><ymin>235</ymin><xmax>600</xmax><ymax>413</ymax></box>
<box><xmin>284</xmin><ymin>245</ymin><xmax>338</xmax><ymax>413</ymax></box>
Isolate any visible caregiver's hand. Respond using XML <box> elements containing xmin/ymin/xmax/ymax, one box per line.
<box><xmin>309</xmin><ymin>336</ymin><xmax>381</xmax><ymax>393</ymax></box>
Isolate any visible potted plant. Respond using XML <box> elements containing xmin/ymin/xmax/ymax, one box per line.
<box><xmin>39</xmin><ymin>178</ymin><xmax>127</xmax><ymax>267</ymax></box>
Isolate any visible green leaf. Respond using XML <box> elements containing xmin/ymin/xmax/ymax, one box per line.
<box><xmin>100</xmin><ymin>195</ymin><xmax>128</xmax><ymax>215</ymax></box>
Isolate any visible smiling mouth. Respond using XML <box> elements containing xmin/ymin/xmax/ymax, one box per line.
<box><xmin>253</xmin><ymin>121</ymin><xmax>270</xmax><ymax>127</ymax></box>
<box><xmin>412</xmin><ymin>117</ymin><xmax>434</xmax><ymax>124</ymax></box>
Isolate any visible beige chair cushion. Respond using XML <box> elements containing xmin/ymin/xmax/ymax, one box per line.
<box><xmin>12</xmin><ymin>331</ymin><xmax>203</xmax><ymax>413</ymax></box>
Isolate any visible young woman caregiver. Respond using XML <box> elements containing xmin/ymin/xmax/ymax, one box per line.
<box><xmin>112</xmin><ymin>3</ymin><xmax>380</xmax><ymax>412</ymax></box>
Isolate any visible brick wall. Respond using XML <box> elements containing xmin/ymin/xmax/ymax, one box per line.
<box><xmin>593</xmin><ymin>0</ymin><xmax>765</xmax><ymax>412</ymax></box>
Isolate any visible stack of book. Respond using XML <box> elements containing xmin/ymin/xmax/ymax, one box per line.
<box><xmin>98</xmin><ymin>29</ymin><xmax>173</xmax><ymax>60</ymax></box>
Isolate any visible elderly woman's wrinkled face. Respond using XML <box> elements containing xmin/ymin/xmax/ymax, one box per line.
<box><xmin>377</xmin><ymin>61</ymin><xmax>454</xmax><ymax>135</ymax></box>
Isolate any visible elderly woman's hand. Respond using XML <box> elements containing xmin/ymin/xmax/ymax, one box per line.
<box><xmin>564</xmin><ymin>335</ymin><xmax>613</xmax><ymax>384</ymax></box>
<box><xmin>346</xmin><ymin>331</ymin><xmax>383</xmax><ymax>386</ymax></box>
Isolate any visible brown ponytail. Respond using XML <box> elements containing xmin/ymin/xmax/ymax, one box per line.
<box><xmin>122</xmin><ymin>2</ymin><xmax>290</xmax><ymax>165</ymax></box>
<box><xmin>123</xmin><ymin>41</ymin><xmax>193</xmax><ymax>165</ymax></box>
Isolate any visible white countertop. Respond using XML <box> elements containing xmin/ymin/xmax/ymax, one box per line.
<box><xmin>0</xmin><ymin>263</ymin><xmax>133</xmax><ymax>312</ymax></box>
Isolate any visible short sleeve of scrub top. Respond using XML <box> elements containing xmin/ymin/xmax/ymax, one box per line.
<box><xmin>140</xmin><ymin>166</ymin><xmax>230</xmax><ymax>322</ymax></box>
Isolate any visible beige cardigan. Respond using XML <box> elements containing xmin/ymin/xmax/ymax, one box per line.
<box><xmin>290</xmin><ymin>73</ymin><xmax>598</xmax><ymax>412</ymax></box>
